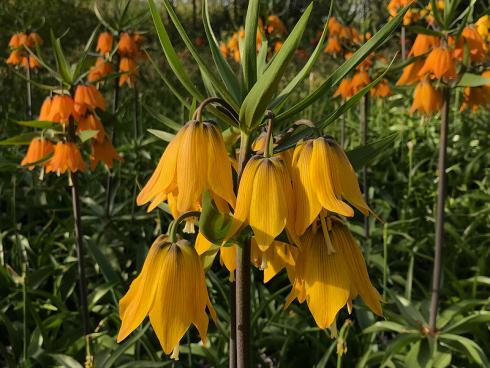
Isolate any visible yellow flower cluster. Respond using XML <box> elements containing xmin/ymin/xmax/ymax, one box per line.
<box><xmin>118</xmin><ymin>118</ymin><xmax>382</xmax><ymax>357</ymax></box>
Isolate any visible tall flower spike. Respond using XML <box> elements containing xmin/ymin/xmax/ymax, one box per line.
<box><xmin>286</xmin><ymin>218</ymin><xmax>382</xmax><ymax>329</ymax></box>
<box><xmin>229</xmin><ymin>155</ymin><xmax>298</xmax><ymax>249</ymax></box>
<box><xmin>117</xmin><ymin>236</ymin><xmax>216</xmax><ymax>357</ymax></box>
<box><xmin>137</xmin><ymin>120</ymin><xmax>235</xmax><ymax>216</ymax></box>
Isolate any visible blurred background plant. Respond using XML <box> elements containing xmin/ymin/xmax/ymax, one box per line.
<box><xmin>0</xmin><ymin>0</ymin><xmax>489</xmax><ymax>367</ymax></box>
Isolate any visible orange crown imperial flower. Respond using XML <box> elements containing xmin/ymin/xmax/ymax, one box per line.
<box><xmin>371</xmin><ymin>80</ymin><xmax>391</xmax><ymax>98</ymax></box>
<box><xmin>137</xmin><ymin>120</ymin><xmax>236</xmax><ymax>216</ymax></box>
<box><xmin>45</xmin><ymin>142</ymin><xmax>86</xmax><ymax>174</ymax></box>
<box><xmin>351</xmin><ymin>71</ymin><xmax>371</xmax><ymax>93</ymax></box>
<box><xmin>418</xmin><ymin>47</ymin><xmax>457</xmax><ymax>80</ymax></box>
<box><xmin>47</xmin><ymin>95</ymin><xmax>75</xmax><ymax>124</ymax></box>
<box><xmin>454</xmin><ymin>26</ymin><xmax>487</xmax><ymax>63</ymax></box>
<box><xmin>117</xmin><ymin>235</ymin><xmax>216</xmax><ymax>358</ymax></box>
<box><xmin>96</xmin><ymin>32</ymin><xmax>113</xmax><ymax>56</ymax></box>
<box><xmin>410</xmin><ymin>80</ymin><xmax>443</xmax><ymax>115</ymax></box>
<box><xmin>20</xmin><ymin>138</ymin><xmax>54</xmax><ymax>170</ymax></box>
<box><xmin>78</xmin><ymin>114</ymin><xmax>106</xmax><ymax>143</ymax></box>
<box><xmin>324</xmin><ymin>37</ymin><xmax>341</xmax><ymax>54</ymax></box>
<box><xmin>409</xmin><ymin>34</ymin><xmax>440</xmax><ymax>57</ymax></box>
<box><xmin>88</xmin><ymin>58</ymin><xmax>114</xmax><ymax>82</ymax></box>
<box><xmin>38</xmin><ymin>97</ymin><xmax>53</xmax><ymax>121</ymax></box>
<box><xmin>396</xmin><ymin>59</ymin><xmax>425</xmax><ymax>86</ymax></box>
<box><xmin>74</xmin><ymin>85</ymin><xmax>106</xmax><ymax>117</ymax></box>
<box><xmin>334</xmin><ymin>79</ymin><xmax>353</xmax><ymax>100</ymax></box>
<box><xmin>119</xmin><ymin>57</ymin><xmax>138</xmax><ymax>87</ymax></box>
<box><xmin>118</xmin><ymin>32</ymin><xmax>138</xmax><ymax>57</ymax></box>
<box><xmin>27</xmin><ymin>32</ymin><xmax>43</xmax><ymax>46</ymax></box>
<box><xmin>90</xmin><ymin>138</ymin><xmax>120</xmax><ymax>170</ymax></box>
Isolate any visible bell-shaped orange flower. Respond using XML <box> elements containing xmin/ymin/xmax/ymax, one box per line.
<box><xmin>8</xmin><ymin>33</ymin><xmax>23</xmax><ymax>48</ymax></box>
<box><xmin>291</xmin><ymin>137</ymin><xmax>370</xmax><ymax>236</ymax></box>
<box><xmin>396</xmin><ymin>59</ymin><xmax>424</xmax><ymax>85</ymax></box>
<box><xmin>228</xmin><ymin>155</ymin><xmax>297</xmax><ymax>249</ymax></box>
<box><xmin>21</xmin><ymin>55</ymin><xmax>40</xmax><ymax>70</ymax></box>
<box><xmin>351</xmin><ymin>71</ymin><xmax>371</xmax><ymax>93</ymax></box>
<box><xmin>328</xmin><ymin>17</ymin><xmax>343</xmax><ymax>36</ymax></box>
<box><xmin>454</xmin><ymin>26</ymin><xmax>487</xmax><ymax>63</ymax></box>
<box><xmin>371</xmin><ymin>80</ymin><xmax>391</xmax><ymax>98</ymax></box>
<box><xmin>409</xmin><ymin>80</ymin><xmax>443</xmax><ymax>115</ymax></box>
<box><xmin>267</xmin><ymin>15</ymin><xmax>286</xmax><ymax>35</ymax></box>
<box><xmin>78</xmin><ymin>114</ymin><xmax>106</xmax><ymax>143</ymax></box>
<box><xmin>21</xmin><ymin>138</ymin><xmax>54</xmax><ymax>170</ymax></box>
<box><xmin>117</xmin><ymin>235</ymin><xmax>216</xmax><ymax>358</ymax></box>
<box><xmin>118</xmin><ymin>32</ymin><xmax>137</xmax><ymax>57</ymax></box>
<box><xmin>88</xmin><ymin>58</ymin><xmax>114</xmax><ymax>82</ymax></box>
<box><xmin>286</xmin><ymin>217</ymin><xmax>382</xmax><ymax>329</ymax></box>
<box><xmin>409</xmin><ymin>34</ymin><xmax>440</xmax><ymax>56</ymax></box>
<box><xmin>334</xmin><ymin>79</ymin><xmax>353</xmax><ymax>100</ymax></box>
<box><xmin>74</xmin><ymin>85</ymin><xmax>106</xmax><ymax>116</ymax></box>
<box><xmin>27</xmin><ymin>32</ymin><xmax>43</xmax><ymax>46</ymax></box>
<box><xmin>96</xmin><ymin>32</ymin><xmax>113</xmax><ymax>56</ymax></box>
<box><xmin>48</xmin><ymin>95</ymin><xmax>75</xmax><ymax>124</ymax></box>
<box><xmin>418</xmin><ymin>47</ymin><xmax>457</xmax><ymax>80</ymax></box>
<box><xmin>38</xmin><ymin>97</ymin><xmax>53</xmax><ymax>121</ymax></box>
<box><xmin>6</xmin><ymin>50</ymin><xmax>22</xmax><ymax>65</ymax></box>
<box><xmin>137</xmin><ymin>120</ymin><xmax>236</xmax><ymax>215</ymax></box>
<box><xmin>119</xmin><ymin>57</ymin><xmax>138</xmax><ymax>87</ymax></box>
<box><xmin>324</xmin><ymin>37</ymin><xmax>341</xmax><ymax>54</ymax></box>
<box><xmin>90</xmin><ymin>138</ymin><xmax>120</xmax><ymax>170</ymax></box>
<box><xmin>45</xmin><ymin>142</ymin><xmax>85</xmax><ymax>174</ymax></box>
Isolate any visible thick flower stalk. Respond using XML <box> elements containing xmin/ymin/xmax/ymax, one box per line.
<box><xmin>117</xmin><ymin>235</ymin><xmax>216</xmax><ymax>358</ymax></box>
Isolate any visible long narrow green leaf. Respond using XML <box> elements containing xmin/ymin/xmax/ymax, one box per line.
<box><xmin>94</xmin><ymin>2</ymin><xmax>117</xmax><ymax>33</ymax></box>
<box><xmin>242</xmin><ymin>0</ymin><xmax>259</xmax><ymax>91</ymax></box>
<box><xmin>143</xmin><ymin>104</ymin><xmax>182</xmax><ymax>132</ymax></box>
<box><xmin>271</xmin><ymin>2</ymin><xmax>332</xmax><ymax>110</ymax></box>
<box><xmin>74</xmin><ymin>25</ymin><xmax>100</xmax><ymax>84</ymax></box>
<box><xmin>202</xmin><ymin>0</ymin><xmax>241</xmax><ymax>102</ymax></box>
<box><xmin>102</xmin><ymin>323</ymin><xmax>151</xmax><ymax>367</ymax></box>
<box><xmin>0</xmin><ymin>132</ymin><xmax>38</xmax><ymax>145</ymax></box>
<box><xmin>160</xmin><ymin>0</ymin><xmax>239</xmax><ymax>109</ymax></box>
<box><xmin>147</xmin><ymin>0</ymin><xmax>205</xmax><ymax>102</ymax></box>
<box><xmin>440</xmin><ymin>334</ymin><xmax>489</xmax><ymax>367</ymax></box>
<box><xmin>147</xmin><ymin>129</ymin><xmax>175</xmax><ymax>142</ymax></box>
<box><xmin>239</xmin><ymin>3</ymin><xmax>313</xmax><ymax>131</ymax></box>
<box><xmin>275</xmin><ymin>3</ymin><xmax>410</xmax><ymax>123</ymax></box>
<box><xmin>16</xmin><ymin>120</ymin><xmax>57</xmax><ymax>129</ymax></box>
<box><xmin>256</xmin><ymin>38</ymin><xmax>269</xmax><ymax>78</ymax></box>
<box><xmin>50</xmin><ymin>31</ymin><xmax>73</xmax><ymax>84</ymax></box>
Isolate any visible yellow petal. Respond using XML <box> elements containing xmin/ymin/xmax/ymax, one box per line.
<box><xmin>332</xmin><ymin>222</ymin><xmax>382</xmax><ymax>316</ymax></box>
<box><xmin>263</xmin><ymin>241</ymin><xmax>295</xmax><ymax>283</ymax></box>
<box><xmin>205</xmin><ymin>123</ymin><xmax>236</xmax><ymax>209</ymax></box>
<box><xmin>303</xmin><ymin>230</ymin><xmax>351</xmax><ymax>328</ymax></box>
<box><xmin>310</xmin><ymin>138</ymin><xmax>354</xmax><ymax>217</ymax></box>
<box><xmin>195</xmin><ymin>232</ymin><xmax>213</xmax><ymax>255</ymax></box>
<box><xmin>249</xmin><ymin>157</ymin><xmax>288</xmax><ymax>248</ymax></box>
<box><xmin>137</xmin><ymin>131</ymin><xmax>181</xmax><ymax>207</ymax></box>
<box><xmin>117</xmin><ymin>235</ymin><xmax>169</xmax><ymax>342</ymax></box>
<box><xmin>176</xmin><ymin>121</ymin><xmax>207</xmax><ymax>213</ymax></box>
<box><xmin>332</xmin><ymin>143</ymin><xmax>370</xmax><ymax>215</ymax></box>
<box><xmin>220</xmin><ymin>244</ymin><xmax>237</xmax><ymax>274</ymax></box>
<box><xmin>291</xmin><ymin>142</ymin><xmax>322</xmax><ymax>236</ymax></box>
<box><xmin>227</xmin><ymin>156</ymin><xmax>261</xmax><ymax>240</ymax></box>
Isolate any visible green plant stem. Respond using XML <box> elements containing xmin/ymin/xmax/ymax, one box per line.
<box><xmin>382</xmin><ymin>222</ymin><xmax>388</xmax><ymax>301</ymax></box>
<box><xmin>401</xmin><ymin>26</ymin><xmax>406</xmax><ymax>60</ymax></box>
<box><xmin>360</xmin><ymin>94</ymin><xmax>370</xmax><ymax>240</ymax></box>
<box><xmin>133</xmin><ymin>85</ymin><xmax>139</xmax><ymax>138</ymax></box>
<box><xmin>429</xmin><ymin>87</ymin><xmax>451</xmax><ymax>334</ymax></box>
<box><xmin>25</xmin><ymin>58</ymin><xmax>32</xmax><ymax>119</ymax></box>
<box><xmin>235</xmin><ymin>131</ymin><xmax>251</xmax><ymax>368</ymax></box>
<box><xmin>105</xmin><ymin>51</ymin><xmax>121</xmax><ymax>217</ymax></box>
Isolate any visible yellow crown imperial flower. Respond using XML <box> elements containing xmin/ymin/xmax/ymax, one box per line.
<box><xmin>117</xmin><ymin>235</ymin><xmax>216</xmax><ymax>358</ymax></box>
<box><xmin>137</xmin><ymin>120</ymin><xmax>236</xmax><ymax>217</ymax></box>
<box><xmin>228</xmin><ymin>155</ymin><xmax>298</xmax><ymax>249</ymax></box>
<box><xmin>286</xmin><ymin>217</ymin><xmax>382</xmax><ymax>329</ymax></box>
<box><xmin>291</xmin><ymin>137</ymin><xmax>371</xmax><ymax>236</ymax></box>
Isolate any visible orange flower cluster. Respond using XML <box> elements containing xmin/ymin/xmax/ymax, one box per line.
<box><xmin>21</xmin><ymin>86</ymin><xmax>120</xmax><ymax>174</ymax></box>
<box><xmin>89</xmin><ymin>31</ymin><xmax>145</xmax><ymax>87</ymax></box>
<box><xmin>334</xmin><ymin>53</ymin><xmax>391</xmax><ymax>101</ymax></box>
<box><xmin>6</xmin><ymin>32</ymin><xmax>42</xmax><ymax>69</ymax></box>
<box><xmin>323</xmin><ymin>17</ymin><xmax>370</xmax><ymax>57</ymax></box>
<box><xmin>220</xmin><ymin>15</ymin><xmax>286</xmax><ymax>62</ymax></box>
<box><xmin>387</xmin><ymin>0</ymin><xmax>444</xmax><ymax>26</ymax></box>
<box><xmin>397</xmin><ymin>30</ymin><xmax>489</xmax><ymax>115</ymax></box>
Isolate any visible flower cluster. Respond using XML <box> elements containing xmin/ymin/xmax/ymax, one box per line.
<box><xmin>387</xmin><ymin>0</ymin><xmax>444</xmax><ymax>26</ymax></box>
<box><xmin>6</xmin><ymin>32</ymin><xmax>43</xmax><ymax>69</ymax></box>
<box><xmin>118</xmin><ymin>115</ymin><xmax>382</xmax><ymax>357</ymax></box>
<box><xmin>397</xmin><ymin>27</ymin><xmax>489</xmax><ymax>115</ymax></box>
<box><xmin>220</xmin><ymin>15</ymin><xmax>287</xmax><ymax>62</ymax></box>
<box><xmin>20</xmin><ymin>85</ymin><xmax>120</xmax><ymax>175</ymax></box>
<box><xmin>88</xmin><ymin>31</ymin><xmax>145</xmax><ymax>87</ymax></box>
<box><xmin>323</xmin><ymin>16</ymin><xmax>370</xmax><ymax>56</ymax></box>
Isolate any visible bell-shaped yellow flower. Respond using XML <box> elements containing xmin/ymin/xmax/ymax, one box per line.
<box><xmin>137</xmin><ymin>120</ymin><xmax>236</xmax><ymax>215</ymax></box>
<box><xmin>291</xmin><ymin>137</ymin><xmax>370</xmax><ymax>236</ymax></box>
<box><xmin>251</xmin><ymin>238</ymin><xmax>296</xmax><ymax>283</ymax></box>
<box><xmin>117</xmin><ymin>235</ymin><xmax>216</xmax><ymax>357</ymax></box>
<box><xmin>229</xmin><ymin>155</ymin><xmax>298</xmax><ymax>249</ymax></box>
<box><xmin>286</xmin><ymin>217</ymin><xmax>382</xmax><ymax>329</ymax></box>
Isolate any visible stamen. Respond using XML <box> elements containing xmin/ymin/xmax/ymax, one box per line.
<box><xmin>170</xmin><ymin>344</ymin><xmax>180</xmax><ymax>360</ymax></box>
<box><xmin>183</xmin><ymin>219</ymin><xmax>196</xmax><ymax>234</ymax></box>
<box><xmin>260</xmin><ymin>252</ymin><xmax>268</xmax><ymax>270</ymax></box>
<box><xmin>320</xmin><ymin>215</ymin><xmax>336</xmax><ymax>254</ymax></box>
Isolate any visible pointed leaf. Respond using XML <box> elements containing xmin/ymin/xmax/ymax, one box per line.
<box><xmin>241</xmin><ymin>0</ymin><xmax>259</xmax><ymax>91</ymax></box>
<box><xmin>16</xmin><ymin>120</ymin><xmax>57</xmax><ymax>129</ymax></box>
<box><xmin>347</xmin><ymin>133</ymin><xmax>398</xmax><ymax>170</ymax></box>
<box><xmin>147</xmin><ymin>129</ymin><xmax>175</xmax><ymax>142</ymax></box>
<box><xmin>456</xmin><ymin>73</ymin><xmax>490</xmax><ymax>87</ymax></box>
<box><xmin>0</xmin><ymin>132</ymin><xmax>39</xmax><ymax>145</ymax></box>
